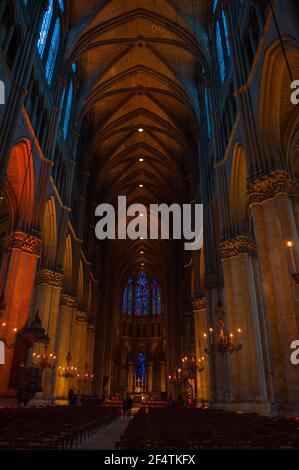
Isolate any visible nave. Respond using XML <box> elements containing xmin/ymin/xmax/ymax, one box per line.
<box><xmin>0</xmin><ymin>0</ymin><xmax>299</xmax><ymax>454</ymax></box>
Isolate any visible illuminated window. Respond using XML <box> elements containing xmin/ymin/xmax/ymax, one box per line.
<box><xmin>45</xmin><ymin>18</ymin><xmax>60</xmax><ymax>84</ymax></box>
<box><xmin>222</xmin><ymin>11</ymin><xmax>231</xmax><ymax>56</ymax></box>
<box><xmin>58</xmin><ymin>0</ymin><xmax>64</xmax><ymax>12</ymax></box>
<box><xmin>63</xmin><ymin>81</ymin><xmax>73</xmax><ymax>139</ymax></box>
<box><xmin>122</xmin><ymin>271</ymin><xmax>161</xmax><ymax>316</ymax></box>
<box><xmin>216</xmin><ymin>20</ymin><xmax>225</xmax><ymax>83</ymax></box>
<box><xmin>37</xmin><ymin>0</ymin><xmax>53</xmax><ymax>58</ymax></box>
<box><xmin>204</xmin><ymin>88</ymin><xmax>212</xmax><ymax>138</ymax></box>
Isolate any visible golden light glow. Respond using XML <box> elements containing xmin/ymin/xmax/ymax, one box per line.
<box><xmin>287</xmin><ymin>241</ymin><xmax>294</xmax><ymax>247</ymax></box>
<box><xmin>138</xmin><ymin>128</ymin><xmax>144</xmax><ymax>133</ymax></box>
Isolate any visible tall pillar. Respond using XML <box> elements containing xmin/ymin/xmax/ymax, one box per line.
<box><xmin>0</xmin><ymin>233</ymin><xmax>41</xmax><ymax>396</ymax></box>
<box><xmin>220</xmin><ymin>237</ymin><xmax>269</xmax><ymax>410</ymax></box>
<box><xmin>147</xmin><ymin>361</ymin><xmax>153</xmax><ymax>394</ymax></box>
<box><xmin>127</xmin><ymin>362</ymin><xmax>135</xmax><ymax>394</ymax></box>
<box><xmin>192</xmin><ymin>295</ymin><xmax>211</xmax><ymax>404</ymax></box>
<box><xmin>72</xmin><ymin>311</ymin><xmax>88</xmax><ymax>395</ymax></box>
<box><xmin>54</xmin><ymin>293</ymin><xmax>77</xmax><ymax>400</ymax></box>
<box><xmin>248</xmin><ymin>172</ymin><xmax>299</xmax><ymax>413</ymax></box>
<box><xmin>34</xmin><ymin>269</ymin><xmax>63</xmax><ymax>400</ymax></box>
<box><xmin>160</xmin><ymin>360</ymin><xmax>166</xmax><ymax>394</ymax></box>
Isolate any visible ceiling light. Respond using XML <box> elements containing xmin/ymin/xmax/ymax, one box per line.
<box><xmin>139</xmin><ymin>158</ymin><xmax>144</xmax><ymax>162</ymax></box>
<box><xmin>138</xmin><ymin>128</ymin><xmax>144</xmax><ymax>133</ymax></box>
<box><xmin>140</xmin><ymin>251</ymin><xmax>144</xmax><ymax>254</ymax></box>
<box><xmin>139</xmin><ymin>184</ymin><xmax>143</xmax><ymax>188</ymax></box>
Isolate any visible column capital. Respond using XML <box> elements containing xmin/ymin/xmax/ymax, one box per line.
<box><xmin>60</xmin><ymin>292</ymin><xmax>78</xmax><ymax>308</ymax></box>
<box><xmin>192</xmin><ymin>294</ymin><xmax>206</xmax><ymax>311</ymax></box>
<box><xmin>76</xmin><ymin>311</ymin><xmax>88</xmax><ymax>323</ymax></box>
<box><xmin>220</xmin><ymin>235</ymin><xmax>256</xmax><ymax>259</ymax></box>
<box><xmin>0</xmin><ymin>232</ymin><xmax>42</xmax><ymax>255</ymax></box>
<box><xmin>36</xmin><ymin>269</ymin><xmax>64</xmax><ymax>287</ymax></box>
<box><xmin>248</xmin><ymin>171</ymin><xmax>297</xmax><ymax>206</ymax></box>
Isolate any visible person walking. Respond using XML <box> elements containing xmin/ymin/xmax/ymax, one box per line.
<box><xmin>122</xmin><ymin>397</ymin><xmax>128</xmax><ymax>417</ymax></box>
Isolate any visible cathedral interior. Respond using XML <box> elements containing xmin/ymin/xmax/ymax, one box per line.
<box><xmin>0</xmin><ymin>0</ymin><xmax>299</xmax><ymax>453</ymax></box>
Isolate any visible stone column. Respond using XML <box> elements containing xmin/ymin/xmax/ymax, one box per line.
<box><xmin>160</xmin><ymin>361</ymin><xmax>166</xmax><ymax>394</ymax></box>
<box><xmin>127</xmin><ymin>362</ymin><xmax>135</xmax><ymax>394</ymax></box>
<box><xmin>0</xmin><ymin>232</ymin><xmax>41</xmax><ymax>396</ymax></box>
<box><xmin>54</xmin><ymin>293</ymin><xmax>77</xmax><ymax>400</ymax></box>
<box><xmin>248</xmin><ymin>172</ymin><xmax>299</xmax><ymax>413</ymax></box>
<box><xmin>33</xmin><ymin>269</ymin><xmax>63</xmax><ymax>400</ymax></box>
<box><xmin>220</xmin><ymin>237</ymin><xmax>268</xmax><ymax>409</ymax></box>
<box><xmin>72</xmin><ymin>311</ymin><xmax>88</xmax><ymax>394</ymax></box>
<box><xmin>147</xmin><ymin>362</ymin><xmax>153</xmax><ymax>394</ymax></box>
<box><xmin>192</xmin><ymin>295</ymin><xmax>208</xmax><ymax>404</ymax></box>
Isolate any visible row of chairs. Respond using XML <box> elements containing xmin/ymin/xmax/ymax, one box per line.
<box><xmin>117</xmin><ymin>407</ymin><xmax>299</xmax><ymax>449</ymax></box>
<box><xmin>0</xmin><ymin>405</ymin><xmax>121</xmax><ymax>450</ymax></box>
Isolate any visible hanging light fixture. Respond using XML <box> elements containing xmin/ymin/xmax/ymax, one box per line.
<box><xmin>58</xmin><ymin>352</ymin><xmax>78</xmax><ymax>379</ymax></box>
<box><xmin>204</xmin><ymin>301</ymin><xmax>242</xmax><ymax>355</ymax></box>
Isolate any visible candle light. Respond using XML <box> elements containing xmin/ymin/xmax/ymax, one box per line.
<box><xmin>286</xmin><ymin>241</ymin><xmax>296</xmax><ymax>273</ymax></box>
<box><xmin>209</xmin><ymin>327</ymin><xmax>213</xmax><ymax>345</ymax></box>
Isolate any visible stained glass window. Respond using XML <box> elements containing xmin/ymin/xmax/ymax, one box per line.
<box><xmin>63</xmin><ymin>80</ymin><xmax>73</xmax><ymax>139</ymax></box>
<box><xmin>213</xmin><ymin>0</ymin><xmax>218</xmax><ymax>12</ymax></box>
<box><xmin>58</xmin><ymin>0</ymin><xmax>64</xmax><ymax>12</ymax></box>
<box><xmin>122</xmin><ymin>272</ymin><xmax>161</xmax><ymax>316</ymax></box>
<box><xmin>37</xmin><ymin>0</ymin><xmax>53</xmax><ymax>58</ymax></box>
<box><xmin>204</xmin><ymin>88</ymin><xmax>212</xmax><ymax>138</ymax></box>
<box><xmin>222</xmin><ymin>11</ymin><xmax>231</xmax><ymax>56</ymax></box>
<box><xmin>122</xmin><ymin>278</ymin><xmax>133</xmax><ymax>315</ymax></box>
<box><xmin>45</xmin><ymin>18</ymin><xmax>60</xmax><ymax>84</ymax></box>
<box><xmin>136</xmin><ymin>353</ymin><xmax>146</xmax><ymax>381</ymax></box>
<box><xmin>216</xmin><ymin>20</ymin><xmax>225</xmax><ymax>83</ymax></box>
<box><xmin>157</xmin><ymin>287</ymin><xmax>161</xmax><ymax>315</ymax></box>
<box><xmin>122</xmin><ymin>287</ymin><xmax>128</xmax><ymax>314</ymax></box>
<box><xmin>152</xmin><ymin>284</ymin><xmax>157</xmax><ymax>316</ymax></box>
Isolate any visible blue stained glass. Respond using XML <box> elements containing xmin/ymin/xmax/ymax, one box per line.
<box><xmin>23</xmin><ymin>0</ymin><xmax>28</xmax><ymax>6</ymax></box>
<box><xmin>213</xmin><ymin>0</ymin><xmax>218</xmax><ymax>12</ymax></box>
<box><xmin>135</xmin><ymin>286</ymin><xmax>142</xmax><ymax>316</ymax></box>
<box><xmin>63</xmin><ymin>81</ymin><xmax>73</xmax><ymax>139</ymax></box>
<box><xmin>45</xmin><ymin>18</ymin><xmax>60</xmax><ymax>84</ymax></box>
<box><xmin>127</xmin><ymin>283</ymin><xmax>133</xmax><ymax>315</ymax></box>
<box><xmin>72</xmin><ymin>63</ymin><xmax>77</xmax><ymax>73</ymax></box>
<box><xmin>58</xmin><ymin>0</ymin><xmax>64</xmax><ymax>12</ymax></box>
<box><xmin>122</xmin><ymin>287</ymin><xmax>127</xmax><ymax>314</ymax></box>
<box><xmin>137</xmin><ymin>353</ymin><xmax>146</xmax><ymax>380</ymax></box>
<box><xmin>157</xmin><ymin>287</ymin><xmax>161</xmax><ymax>315</ymax></box>
<box><xmin>216</xmin><ymin>21</ymin><xmax>225</xmax><ymax>83</ymax></box>
<box><xmin>222</xmin><ymin>11</ymin><xmax>231</xmax><ymax>56</ymax></box>
<box><xmin>152</xmin><ymin>286</ymin><xmax>157</xmax><ymax>316</ymax></box>
<box><xmin>142</xmin><ymin>286</ymin><xmax>149</xmax><ymax>316</ymax></box>
<box><xmin>37</xmin><ymin>0</ymin><xmax>53</xmax><ymax>58</ymax></box>
<box><xmin>205</xmin><ymin>89</ymin><xmax>212</xmax><ymax>138</ymax></box>
<box><xmin>138</xmin><ymin>271</ymin><xmax>148</xmax><ymax>287</ymax></box>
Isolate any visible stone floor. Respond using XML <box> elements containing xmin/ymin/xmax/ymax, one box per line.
<box><xmin>77</xmin><ymin>408</ymin><xmax>137</xmax><ymax>450</ymax></box>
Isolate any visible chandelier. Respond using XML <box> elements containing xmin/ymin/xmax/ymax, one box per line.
<box><xmin>204</xmin><ymin>302</ymin><xmax>242</xmax><ymax>356</ymax></box>
<box><xmin>58</xmin><ymin>352</ymin><xmax>78</xmax><ymax>379</ymax></box>
<box><xmin>32</xmin><ymin>345</ymin><xmax>56</xmax><ymax>370</ymax></box>
<box><xmin>79</xmin><ymin>362</ymin><xmax>94</xmax><ymax>383</ymax></box>
<box><xmin>169</xmin><ymin>354</ymin><xmax>205</xmax><ymax>383</ymax></box>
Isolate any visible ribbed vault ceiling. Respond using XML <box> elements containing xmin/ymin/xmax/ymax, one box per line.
<box><xmin>67</xmin><ymin>0</ymin><xmax>210</xmax><ymax>285</ymax></box>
